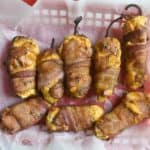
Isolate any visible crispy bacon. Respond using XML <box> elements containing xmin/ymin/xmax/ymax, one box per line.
<box><xmin>58</xmin><ymin>17</ymin><xmax>93</xmax><ymax>98</ymax></box>
<box><xmin>123</xmin><ymin>16</ymin><xmax>148</xmax><ymax>90</ymax></box>
<box><xmin>94</xmin><ymin>37</ymin><xmax>121</xmax><ymax>102</ymax></box>
<box><xmin>94</xmin><ymin>92</ymin><xmax>150</xmax><ymax>140</ymax></box>
<box><xmin>8</xmin><ymin>36</ymin><xmax>39</xmax><ymax>99</ymax></box>
<box><xmin>46</xmin><ymin>105</ymin><xmax>104</xmax><ymax>132</ymax></box>
<box><xmin>37</xmin><ymin>49</ymin><xmax>64</xmax><ymax>104</ymax></box>
<box><xmin>1</xmin><ymin>97</ymin><xmax>49</xmax><ymax>134</ymax></box>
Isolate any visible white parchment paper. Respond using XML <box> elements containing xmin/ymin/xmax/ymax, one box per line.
<box><xmin>0</xmin><ymin>0</ymin><xmax>150</xmax><ymax>150</ymax></box>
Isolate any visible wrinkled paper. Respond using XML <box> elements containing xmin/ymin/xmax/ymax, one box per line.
<box><xmin>0</xmin><ymin>0</ymin><xmax>150</xmax><ymax>150</ymax></box>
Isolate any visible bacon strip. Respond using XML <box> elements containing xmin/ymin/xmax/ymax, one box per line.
<box><xmin>37</xmin><ymin>50</ymin><xmax>64</xmax><ymax>104</ymax></box>
<box><xmin>46</xmin><ymin>105</ymin><xmax>104</xmax><ymax>132</ymax></box>
<box><xmin>12</xmin><ymin>70</ymin><xmax>36</xmax><ymax>78</ymax></box>
<box><xmin>58</xmin><ymin>35</ymin><xmax>93</xmax><ymax>98</ymax></box>
<box><xmin>123</xmin><ymin>16</ymin><xmax>148</xmax><ymax>90</ymax></box>
<box><xmin>94</xmin><ymin>92</ymin><xmax>150</xmax><ymax>140</ymax></box>
<box><xmin>94</xmin><ymin>37</ymin><xmax>121</xmax><ymax>102</ymax></box>
<box><xmin>1</xmin><ymin>97</ymin><xmax>49</xmax><ymax>134</ymax></box>
<box><xmin>7</xmin><ymin>36</ymin><xmax>39</xmax><ymax>99</ymax></box>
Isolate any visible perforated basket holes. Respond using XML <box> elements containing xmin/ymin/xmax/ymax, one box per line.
<box><xmin>17</xmin><ymin>2</ymin><xmax>124</xmax><ymax>45</ymax></box>
<box><xmin>31</xmin><ymin>8</ymin><xmax>121</xmax><ymax>29</ymax></box>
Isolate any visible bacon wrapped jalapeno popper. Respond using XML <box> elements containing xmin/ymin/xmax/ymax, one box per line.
<box><xmin>94</xmin><ymin>92</ymin><xmax>150</xmax><ymax>140</ymax></box>
<box><xmin>122</xmin><ymin>4</ymin><xmax>148</xmax><ymax>90</ymax></box>
<box><xmin>8</xmin><ymin>36</ymin><xmax>39</xmax><ymax>99</ymax></box>
<box><xmin>37</xmin><ymin>39</ymin><xmax>64</xmax><ymax>104</ymax></box>
<box><xmin>1</xmin><ymin>97</ymin><xmax>49</xmax><ymax>134</ymax></box>
<box><xmin>59</xmin><ymin>16</ymin><xmax>93</xmax><ymax>98</ymax></box>
<box><xmin>46</xmin><ymin>105</ymin><xmax>104</xmax><ymax>132</ymax></box>
<box><xmin>94</xmin><ymin>19</ymin><xmax>121</xmax><ymax>102</ymax></box>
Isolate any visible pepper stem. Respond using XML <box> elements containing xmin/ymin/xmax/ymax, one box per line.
<box><xmin>74</xmin><ymin>16</ymin><xmax>83</xmax><ymax>35</ymax></box>
<box><xmin>124</xmin><ymin>4</ymin><xmax>142</xmax><ymax>16</ymax></box>
<box><xmin>50</xmin><ymin>38</ymin><xmax>55</xmax><ymax>49</ymax></box>
<box><xmin>105</xmin><ymin>4</ymin><xmax>142</xmax><ymax>37</ymax></box>
<box><xmin>105</xmin><ymin>16</ymin><xmax>123</xmax><ymax>37</ymax></box>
